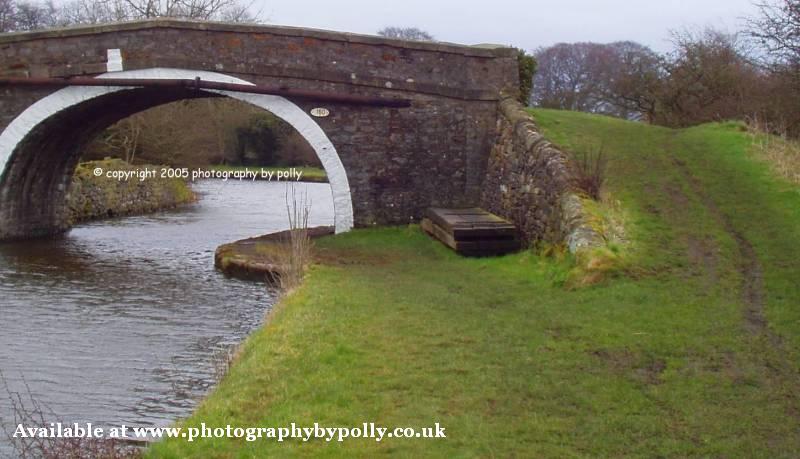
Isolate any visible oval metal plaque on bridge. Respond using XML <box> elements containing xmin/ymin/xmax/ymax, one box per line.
<box><xmin>310</xmin><ymin>107</ymin><xmax>330</xmax><ymax>118</ymax></box>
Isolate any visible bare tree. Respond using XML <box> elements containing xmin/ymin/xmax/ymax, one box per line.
<box><xmin>745</xmin><ymin>1</ymin><xmax>800</xmax><ymax>135</ymax></box>
<box><xmin>0</xmin><ymin>0</ymin><xmax>15</xmax><ymax>31</ymax></box>
<box><xmin>218</xmin><ymin>0</ymin><xmax>258</xmax><ymax>23</ymax></box>
<box><xmin>114</xmin><ymin>0</ymin><xmax>256</xmax><ymax>20</ymax></box>
<box><xmin>58</xmin><ymin>0</ymin><xmax>129</xmax><ymax>25</ymax></box>
<box><xmin>377</xmin><ymin>26</ymin><xmax>434</xmax><ymax>41</ymax></box>
<box><xmin>530</xmin><ymin>35</ymin><xmax>769</xmax><ymax>126</ymax></box>
<box><xmin>12</xmin><ymin>1</ymin><xmax>47</xmax><ymax>29</ymax></box>
<box><xmin>532</xmin><ymin>42</ymin><xmax>614</xmax><ymax>113</ymax></box>
<box><xmin>602</xmin><ymin>41</ymin><xmax>664</xmax><ymax>121</ymax></box>
<box><xmin>0</xmin><ymin>0</ymin><xmax>259</xmax><ymax>31</ymax></box>
<box><xmin>99</xmin><ymin>115</ymin><xmax>142</xmax><ymax>163</ymax></box>
<box><xmin>748</xmin><ymin>0</ymin><xmax>800</xmax><ymax>65</ymax></box>
<box><xmin>657</xmin><ymin>28</ymin><xmax>763</xmax><ymax>126</ymax></box>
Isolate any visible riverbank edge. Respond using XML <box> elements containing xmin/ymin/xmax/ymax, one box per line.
<box><xmin>68</xmin><ymin>159</ymin><xmax>196</xmax><ymax>224</ymax></box>
<box><xmin>214</xmin><ymin>226</ymin><xmax>335</xmax><ymax>281</ymax></box>
<box><xmin>148</xmin><ymin>112</ymin><xmax>800</xmax><ymax>457</ymax></box>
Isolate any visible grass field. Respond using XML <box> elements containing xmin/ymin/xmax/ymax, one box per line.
<box><xmin>148</xmin><ymin>110</ymin><xmax>800</xmax><ymax>457</ymax></box>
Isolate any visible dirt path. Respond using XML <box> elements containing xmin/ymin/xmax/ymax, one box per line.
<box><xmin>671</xmin><ymin>156</ymin><xmax>766</xmax><ymax>332</ymax></box>
<box><xmin>665</xmin><ymin>135</ymin><xmax>800</xmax><ymax>432</ymax></box>
<box><xmin>670</xmin><ymin>156</ymin><xmax>772</xmax><ymax>337</ymax></box>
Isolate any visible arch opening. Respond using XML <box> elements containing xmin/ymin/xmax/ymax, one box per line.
<box><xmin>0</xmin><ymin>68</ymin><xmax>354</xmax><ymax>240</ymax></box>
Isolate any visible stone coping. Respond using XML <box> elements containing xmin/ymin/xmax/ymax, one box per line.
<box><xmin>0</xmin><ymin>18</ymin><xmax>516</xmax><ymax>58</ymax></box>
<box><xmin>497</xmin><ymin>96</ymin><xmax>603</xmax><ymax>252</ymax></box>
<box><xmin>215</xmin><ymin>226</ymin><xmax>335</xmax><ymax>282</ymax></box>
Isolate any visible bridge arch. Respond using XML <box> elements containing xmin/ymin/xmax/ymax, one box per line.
<box><xmin>0</xmin><ymin>67</ymin><xmax>354</xmax><ymax>237</ymax></box>
<box><xmin>0</xmin><ymin>20</ymin><xmax>519</xmax><ymax>241</ymax></box>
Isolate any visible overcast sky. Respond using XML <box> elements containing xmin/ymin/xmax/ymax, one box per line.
<box><xmin>254</xmin><ymin>0</ymin><xmax>759</xmax><ymax>52</ymax></box>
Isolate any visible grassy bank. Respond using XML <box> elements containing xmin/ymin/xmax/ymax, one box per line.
<box><xmin>209</xmin><ymin>165</ymin><xmax>328</xmax><ymax>183</ymax></box>
<box><xmin>149</xmin><ymin>111</ymin><xmax>800</xmax><ymax>457</ymax></box>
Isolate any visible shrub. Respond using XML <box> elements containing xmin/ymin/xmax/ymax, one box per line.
<box><xmin>516</xmin><ymin>49</ymin><xmax>538</xmax><ymax>105</ymax></box>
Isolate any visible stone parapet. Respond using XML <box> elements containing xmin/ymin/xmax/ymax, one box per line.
<box><xmin>481</xmin><ymin>97</ymin><xmax>601</xmax><ymax>251</ymax></box>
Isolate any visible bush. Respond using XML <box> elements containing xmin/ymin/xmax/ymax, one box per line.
<box><xmin>516</xmin><ymin>49</ymin><xmax>537</xmax><ymax>105</ymax></box>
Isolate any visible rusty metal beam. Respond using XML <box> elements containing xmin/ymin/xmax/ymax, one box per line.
<box><xmin>0</xmin><ymin>76</ymin><xmax>413</xmax><ymax>108</ymax></box>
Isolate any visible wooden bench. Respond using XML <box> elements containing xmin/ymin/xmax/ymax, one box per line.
<box><xmin>421</xmin><ymin>207</ymin><xmax>520</xmax><ymax>256</ymax></box>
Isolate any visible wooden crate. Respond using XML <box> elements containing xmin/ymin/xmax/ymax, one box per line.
<box><xmin>421</xmin><ymin>207</ymin><xmax>520</xmax><ymax>256</ymax></box>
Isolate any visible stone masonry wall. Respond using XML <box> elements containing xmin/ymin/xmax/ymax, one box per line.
<box><xmin>0</xmin><ymin>20</ymin><xmax>519</xmax><ymax>238</ymax></box>
<box><xmin>67</xmin><ymin>158</ymin><xmax>195</xmax><ymax>223</ymax></box>
<box><xmin>481</xmin><ymin>97</ymin><xmax>601</xmax><ymax>251</ymax></box>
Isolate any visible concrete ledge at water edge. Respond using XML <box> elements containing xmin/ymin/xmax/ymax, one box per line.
<box><xmin>421</xmin><ymin>207</ymin><xmax>520</xmax><ymax>257</ymax></box>
<box><xmin>214</xmin><ymin>226</ymin><xmax>334</xmax><ymax>282</ymax></box>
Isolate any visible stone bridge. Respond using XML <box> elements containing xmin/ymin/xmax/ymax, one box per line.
<box><xmin>0</xmin><ymin>19</ymin><xmax>519</xmax><ymax>240</ymax></box>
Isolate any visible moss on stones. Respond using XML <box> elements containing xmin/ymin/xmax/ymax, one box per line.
<box><xmin>67</xmin><ymin>158</ymin><xmax>195</xmax><ymax>224</ymax></box>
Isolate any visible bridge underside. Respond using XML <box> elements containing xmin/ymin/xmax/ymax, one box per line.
<box><xmin>1</xmin><ymin>87</ymin><xmax>209</xmax><ymax>239</ymax></box>
<box><xmin>0</xmin><ymin>20</ymin><xmax>519</xmax><ymax>240</ymax></box>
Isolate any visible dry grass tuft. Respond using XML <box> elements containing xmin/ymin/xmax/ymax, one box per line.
<box><xmin>565</xmin><ymin>246</ymin><xmax>626</xmax><ymax>289</ymax></box>
<box><xmin>570</xmin><ymin>144</ymin><xmax>608</xmax><ymax>200</ymax></box>
<box><xmin>268</xmin><ymin>184</ymin><xmax>313</xmax><ymax>293</ymax></box>
<box><xmin>211</xmin><ymin>344</ymin><xmax>240</xmax><ymax>383</ymax></box>
<box><xmin>562</xmin><ymin>193</ymin><xmax>630</xmax><ymax>288</ymax></box>
<box><xmin>747</xmin><ymin>116</ymin><xmax>800</xmax><ymax>185</ymax></box>
<box><xmin>583</xmin><ymin>194</ymin><xmax>628</xmax><ymax>246</ymax></box>
<box><xmin>1</xmin><ymin>372</ymin><xmax>142</xmax><ymax>458</ymax></box>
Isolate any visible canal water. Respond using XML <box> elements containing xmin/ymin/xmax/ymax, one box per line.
<box><xmin>0</xmin><ymin>180</ymin><xmax>334</xmax><ymax>452</ymax></box>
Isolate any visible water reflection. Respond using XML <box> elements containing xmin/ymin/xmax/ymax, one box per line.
<box><xmin>0</xmin><ymin>180</ymin><xmax>334</xmax><ymax>450</ymax></box>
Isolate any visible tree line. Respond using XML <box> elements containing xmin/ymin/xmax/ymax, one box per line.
<box><xmin>0</xmin><ymin>0</ymin><xmax>257</xmax><ymax>32</ymax></box>
<box><xmin>82</xmin><ymin>99</ymin><xmax>320</xmax><ymax>168</ymax></box>
<box><xmin>531</xmin><ymin>0</ymin><xmax>800</xmax><ymax>136</ymax></box>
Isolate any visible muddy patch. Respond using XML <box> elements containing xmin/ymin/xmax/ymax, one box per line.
<box><xmin>680</xmin><ymin>350</ymin><xmax>749</xmax><ymax>385</ymax></box>
<box><xmin>660</xmin><ymin>180</ymin><xmax>721</xmax><ymax>288</ymax></box>
<box><xmin>591</xmin><ymin>348</ymin><xmax>666</xmax><ymax>385</ymax></box>
<box><xmin>663</xmin><ymin>182</ymin><xmax>691</xmax><ymax>212</ymax></box>
<box><xmin>686</xmin><ymin>236</ymin><xmax>720</xmax><ymax>290</ymax></box>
